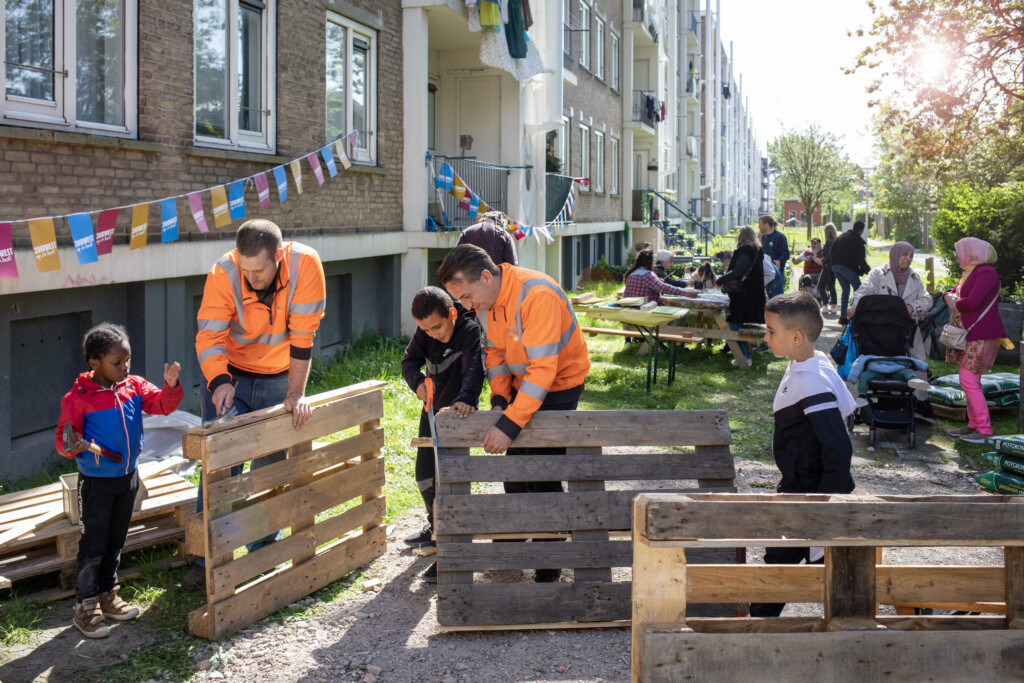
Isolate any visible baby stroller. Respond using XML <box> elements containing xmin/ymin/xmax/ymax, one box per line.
<box><xmin>847</xmin><ymin>294</ymin><xmax>918</xmax><ymax>448</ymax></box>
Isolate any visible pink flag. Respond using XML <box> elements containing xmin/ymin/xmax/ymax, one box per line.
<box><xmin>458</xmin><ymin>188</ymin><xmax>473</xmax><ymax>211</ymax></box>
<box><xmin>306</xmin><ymin>153</ymin><xmax>325</xmax><ymax>185</ymax></box>
<box><xmin>346</xmin><ymin>131</ymin><xmax>358</xmax><ymax>156</ymax></box>
<box><xmin>0</xmin><ymin>222</ymin><xmax>17</xmax><ymax>279</ymax></box>
<box><xmin>95</xmin><ymin>209</ymin><xmax>118</xmax><ymax>255</ymax></box>
<box><xmin>187</xmin><ymin>192</ymin><xmax>209</xmax><ymax>233</ymax></box>
<box><xmin>253</xmin><ymin>172</ymin><xmax>271</xmax><ymax>210</ymax></box>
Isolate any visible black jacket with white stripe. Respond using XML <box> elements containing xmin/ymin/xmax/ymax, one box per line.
<box><xmin>401</xmin><ymin>302</ymin><xmax>484</xmax><ymax>411</ymax></box>
<box><xmin>772</xmin><ymin>352</ymin><xmax>856</xmax><ymax>494</ymax></box>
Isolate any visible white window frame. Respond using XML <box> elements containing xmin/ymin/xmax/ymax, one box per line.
<box><xmin>325</xmin><ymin>10</ymin><xmax>378</xmax><ymax>164</ymax></box>
<box><xmin>578</xmin><ymin>2</ymin><xmax>589</xmax><ymax>69</ymax></box>
<box><xmin>610</xmin><ymin>136</ymin><xmax>619</xmax><ymax>195</ymax></box>
<box><xmin>194</xmin><ymin>0</ymin><xmax>277</xmax><ymax>153</ymax></box>
<box><xmin>579</xmin><ymin>123</ymin><xmax>590</xmax><ymax>190</ymax></box>
<box><xmin>594</xmin><ymin>130</ymin><xmax>604</xmax><ymax>193</ymax></box>
<box><xmin>0</xmin><ymin>0</ymin><xmax>138</xmax><ymax>136</ymax></box>
<box><xmin>594</xmin><ymin>17</ymin><xmax>604</xmax><ymax>79</ymax></box>
<box><xmin>610</xmin><ymin>33</ymin><xmax>619</xmax><ymax>90</ymax></box>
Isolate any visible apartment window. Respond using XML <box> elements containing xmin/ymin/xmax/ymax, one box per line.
<box><xmin>560</xmin><ymin>115</ymin><xmax>570</xmax><ymax>170</ymax></box>
<box><xmin>610</xmin><ymin>34</ymin><xmax>619</xmax><ymax>90</ymax></box>
<box><xmin>195</xmin><ymin>0</ymin><xmax>276</xmax><ymax>151</ymax></box>
<box><xmin>594</xmin><ymin>17</ymin><xmax>604</xmax><ymax>79</ymax></box>
<box><xmin>610</xmin><ymin>137</ymin><xmax>619</xmax><ymax>195</ymax></box>
<box><xmin>579</xmin><ymin>123</ymin><xmax>590</xmax><ymax>188</ymax></box>
<box><xmin>326</xmin><ymin>11</ymin><xmax>377</xmax><ymax>163</ymax></box>
<box><xmin>578</xmin><ymin>2</ymin><xmax>589</xmax><ymax>69</ymax></box>
<box><xmin>2</xmin><ymin>0</ymin><xmax>138</xmax><ymax>134</ymax></box>
<box><xmin>594</xmin><ymin>131</ymin><xmax>604</xmax><ymax>193</ymax></box>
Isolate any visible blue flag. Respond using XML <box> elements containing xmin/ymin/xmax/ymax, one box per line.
<box><xmin>67</xmin><ymin>213</ymin><xmax>98</xmax><ymax>265</ymax></box>
<box><xmin>272</xmin><ymin>166</ymin><xmax>288</xmax><ymax>202</ymax></box>
<box><xmin>161</xmin><ymin>198</ymin><xmax>179</xmax><ymax>242</ymax></box>
<box><xmin>321</xmin><ymin>146</ymin><xmax>338</xmax><ymax>178</ymax></box>
<box><xmin>436</xmin><ymin>163</ymin><xmax>454</xmax><ymax>191</ymax></box>
<box><xmin>468</xmin><ymin>193</ymin><xmax>481</xmax><ymax>219</ymax></box>
<box><xmin>229</xmin><ymin>180</ymin><xmax>246</xmax><ymax>220</ymax></box>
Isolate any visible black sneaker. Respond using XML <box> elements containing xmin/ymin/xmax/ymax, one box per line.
<box><xmin>534</xmin><ymin>568</ymin><xmax>561</xmax><ymax>583</ymax></box>
<box><xmin>419</xmin><ymin>562</ymin><xmax>437</xmax><ymax>583</ymax></box>
<box><xmin>403</xmin><ymin>525</ymin><xmax>434</xmax><ymax>547</ymax></box>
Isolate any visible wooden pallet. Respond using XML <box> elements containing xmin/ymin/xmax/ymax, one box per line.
<box><xmin>433</xmin><ymin>409</ymin><xmax>743</xmax><ymax>630</ymax></box>
<box><xmin>630</xmin><ymin>493</ymin><xmax>1024</xmax><ymax>682</ymax></box>
<box><xmin>931</xmin><ymin>402</ymin><xmax>1018</xmax><ymax>422</ymax></box>
<box><xmin>0</xmin><ymin>462</ymin><xmax>197</xmax><ymax>593</ymax></box>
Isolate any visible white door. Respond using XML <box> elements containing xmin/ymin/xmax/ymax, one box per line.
<box><xmin>457</xmin><ymin>77</ymin><xmax>501</xmax><ymax>162</ymax></box>
<box><xmin>634</xmin><ymin>59</ymin><xmax>650</xmax><ymax>91</ymax></box>
<box><xmin>635</xmin><ymin>150</ymin><xmax>649</xmax><ymax>192</ymax></box>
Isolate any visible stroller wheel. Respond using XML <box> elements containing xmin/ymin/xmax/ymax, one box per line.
<box><xmin>908</xmin><ymin>430</ymin><xmax>916</xmax><ymax>449</ymax></box>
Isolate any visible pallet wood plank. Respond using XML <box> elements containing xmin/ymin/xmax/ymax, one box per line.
<box><xmin>434</xmin><ymin>410</ymin><xmax>731</xmax><ymax>449</ymax></box>
<box><xmin>567</xmin><ymin>447</ymin><xmax>612</xmax><ymax>583</ymax></box>
<box><xmin>289</xmin><ymin>439</ymin><xmax>317</xmax><ymax>568</ymax></box>
<box><xmin>208</xmin><ymin>455</ymin><xmax>384</xmax><ymax>556</ymax></box>
<box><xmin>876</xmin><ymin>566</ymin><xmax>1005</xmax><ymax>605</ymax></box>
<box><xmin>0</xmin><ymin>508</ymin><xmax>67</xmax><ymax>548</ymax></box>
<box><xmin>0</xmin><ymin>483</ymin><xmax>62</xmax><ymax>508</ymax></box>
<box><xmin>437</xmin><ymin>447</ymin><xmax>475</xmax><ymax>594</ymax></box>
<box><xmin>686</xmin><ymin>564</ymin><xmax>823</xmax><ymax>603</ymax></box>
<box><xmin>359</xmin><ymin>419</ymin><xmax>384</xmax><ymax>532</ymax></box>
<box><xmin>1007</xmin><ymin>546</ymin><xmax>1024</xmax><ymax>625</ymax></box>
<box><xmin>437</xmin><ymin>539</ymin><xmax>633</xmax><ymax>571</ymax></box>
<box><xmin>0</xmin><ymin>500</ymin><xmax>64</xmax><ymax>527</ymax></box>
<box><xmin>825</xmin><ymin>547</ymin><xmax>876</xmax><ymax>622</ymax></box>
<box><xmin>438</xmin><ymin>581</ymin><xmax>632</xmax><ymax>627</ymax></box>
<box><xmin>437</xmin><ymin>451</ymin><xmax>736</xmax><ymax>483</ymax></box>
<box><xmin>640</xmin><ymin>630</ymin><xmax>1024</xmax><ymax>682</ymax></box>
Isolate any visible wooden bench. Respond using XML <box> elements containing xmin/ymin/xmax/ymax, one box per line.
<box><xmin>433</xmin><ymin>409</ymin><xmax>742</xmax><ymax>630</ymax></box>
<box><xmin>580</xmin><ymin>326</ymin><xmax>702</xmax><ymax>344</ymax></box>
<box><xmin>182</xmin><ymin>381</ymin><xmax>387</xmax><ymax>640</ymax></box>
<box><xmin>631</xmin><ymin>492</ymin><xmax>1024</xmax><ymax>682</ymax></box>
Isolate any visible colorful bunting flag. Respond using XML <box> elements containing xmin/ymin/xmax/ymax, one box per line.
<box><xmin>272</xmin><ymin>166</ymin><xmax>288</xmax><ymax>202</ymax></box>
<box><xmin>188</xmin><ymin>192</ymin><xmax>209</xmax><ymax>233</ymax></box>
<box><xmin>253</xmin><ymin>172</ymin><xmax>271</xmax><ymax>210</ymax></box>
<box><xmin>67</xmin><ymin>213</ymin><xmax>99</xmax><ymax>265</ymax></box>
<box><xmin>228</xmin><ymin>180</ymin><xmax>246</xmax><ymax>220</ymax></box>
<box><xmin>458</xmin><ymin>188</ymin><xmax>473</xmax><ymax>211</ymax></box>
<box><xmin>468</xmin><ymin>194</ymin><xmax>481</xmax><ymax>219</ymax></box>
<box><xmin>95</xmin><ymin>209</ymin><xmax>117</xmax><ymax>255</ymax></box>
<box><xmin>161</xmin><ymin>198</ymin><xmax>179</xmax><ymax>242</ymax></box>
<box><xmin>436</xmin><ymin>163</ymin><xmax>454</xmax><ymax>191</ymax></box>
<box><xmin>566</xmin><ymin>186</ymin><xmax>575</xmax><ymax>218</ymax></box>
<box><xmin>0</xmin><ymin>222</ymin><xmax>18</xmax><ymax>279</ymax></box>
<box><xmin>289</xmin><ymin>160</ymin><xmax>304</xmax><ymax>195</ymax></box>
<box><xmin>211</xmin><ymin>185</ymin><xmax>231</xmax><ymax>228</ymax></box>
<box><xmin>451</xmin><ymin>174</ymin><xmax>468</xmax><ymax>201</ymax></box>
<box><xmin>306</xmin><ymin>153</ymin><xmax>325</xmax><ymax>185</ymax></box>
<box><xmin>130</xmin><ymin>204</ymin><xmax>149</xmax><ymax>250</ymax></box>
<box><xmin>29</xmin><ymin>218</ymin><xmax>61</xmax><ymax>272</ymax></box>
<box><xmin>321</xmin><ymin>146</ymin><xmax>338</xmax><ymax>178</ymax></box>
<box><xmin>346</xmin><ymin>131</ymin><xmax>357</xmax><ymax>156</ymax></box>
<box><xmin>334</xmin><ymin>141</ymin><xmax>351</xmax><ymax>170</ymax></box>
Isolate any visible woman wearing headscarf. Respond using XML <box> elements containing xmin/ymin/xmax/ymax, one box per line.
<box><xmin>944</xmin><ymin>238</ymin><xmax>1013</xmax><ymax>443</ymax></box>
<box><xmin>847</xmin><ymin>242</ymin><xmax>933</xmax><ymax>404</ymax></box>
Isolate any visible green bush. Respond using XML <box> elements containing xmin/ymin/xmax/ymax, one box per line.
<box><xmin>932</xmin><ymin>181</ymin><xmax>1024</xmax><ymax>294</ymax></box>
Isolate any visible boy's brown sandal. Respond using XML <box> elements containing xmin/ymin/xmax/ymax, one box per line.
<box><xmin>99</xmin><ymin>585</ymin><xmax>139</xmax><ymax>621</ymax></box>
<box><xmin>74</xmin><ymin>597</ymin><xmax>111</xmax><ymax>639</ymax></box>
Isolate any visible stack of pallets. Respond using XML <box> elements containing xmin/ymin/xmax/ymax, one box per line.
<box><xmin>0</xmin><ymin>459</ymin><xmax>197</xmax><ymax>600</ymax></box>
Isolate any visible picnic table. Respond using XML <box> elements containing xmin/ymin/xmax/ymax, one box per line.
<box><xmin>661</xmin><ymin>308</ymin><xmax>767</xmax><ymax>370</ymax></box>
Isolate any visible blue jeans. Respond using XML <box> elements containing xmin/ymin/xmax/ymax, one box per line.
<box><xmin>194</xmin><ymin>373</ymin><xmax>289</xmax><ymax>565</ymax></box>
<box><xmin>832</xmin><ymin>265</ymin><xmax>861</xmax><ymax>317</ymax></box>
<box><xmin>729</xmin><ymin>322</ymin><xmax>751</xmax><ymax>362</ymax></box>
<box><xmin>766</xmin><ymin>266</ymin><xmax>785</xmax><ymax>300</ymax></box>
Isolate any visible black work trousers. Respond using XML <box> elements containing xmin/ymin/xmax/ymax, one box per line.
<box><xmin>76</xmin><ymin>469</ymin><xmax>139</xmax><ymax>601</ymax></box>
<box><xmin>748</xmin><ymin>546</ymin><xmax>823</xmax><ymax>617</ymax></box>
<box><xmin>416</xmin><ymin>410</ymin><xmax>437</xmax><ymax>530</ymax></box>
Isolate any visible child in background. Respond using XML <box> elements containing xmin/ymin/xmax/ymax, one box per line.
<box><xmin>749</xmin><ymin>292</ymin><xmax>856</xmax><ymax>618</ymax></box>
<box><xmin>400</xmin><ymin>287</ymin><xmax>484</xmax><ymax>582</ymax></box>
<box><xmin>56</xmin><ymin>323</ymin><xmax>182</xmax><ymax>638</ymax></box>
<box><xmin>693</xmin><ymin>263</ymin><xmax>718</xmax><ymax>291</ymax></box>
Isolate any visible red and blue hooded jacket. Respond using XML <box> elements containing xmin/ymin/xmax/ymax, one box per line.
<box><xmin>55</xmin><ymin>372</ymin><xmax>183</xmax><ymax>478</ymax></box>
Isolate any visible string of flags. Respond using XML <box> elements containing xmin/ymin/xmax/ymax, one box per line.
<box><xmin>434</xmin><ymin>162</ymin><xmax>589</xmax><ymax>247</ymax></box>
<box><xmin>0</xmin><ymin>131</ymin><xmax>363</xmax><ymax>279</ymax></box>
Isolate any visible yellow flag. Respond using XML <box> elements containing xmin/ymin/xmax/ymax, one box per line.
<box><xmin>334</xmin><ymin>141</ymin><xmax>352</xmax><ymax>170</ymax></box>
<box><xmin>451</xmin><ymin>174</ymin><xmax>467</xmax><ymax>201</ymax></box>
<box><xmin>29</xmin><ymin>218</ymin><xmax>61</xmax><ymax>272</ymax></box>
<box><xmin>130</xmin><ymin>204</ymin><xmax>149</xmax><ymax>249</ymax></box>
<box><xmin>210</xmin><ymin>185</ymin><xmax>231</xmax><ymax>228</ymax></box>
<box><xmin>289</xmin><ymin>160</ymin><xmax>304</xmax><ymax>195</ymax></box>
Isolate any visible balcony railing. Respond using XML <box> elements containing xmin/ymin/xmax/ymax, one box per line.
<box><xmin>429</xmin><ymin>156</ymin><xmax>511</xmax><ymax>229</ymax></box>
<box><xmin>689</xmin><ymin>10</ymin><xmax>700</xmax><ymax>37</ymax></box>
<box><xmin>563</xmin><ymin>24</ymin><xmax>574</xmax><ymax>73</ymax></box>
<box><xmin>632</xmin><ymin>90</ymin><xmax>657</xmax><ymax>127</ymax></box>
<box><xmin>685</xmin><ymin>75</ymin><xmax>698</xmax><ymax>95</ymax></box>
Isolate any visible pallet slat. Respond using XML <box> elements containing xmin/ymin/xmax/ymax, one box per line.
<box><xmin>438</xmin><ymin>451</ymin><xmax>735</xmax><ymax>483</ymax></box>
<box><xmin>438</xmin><ymin>581</ymin><xmax>632</xmax><ymax>627</ymax></box>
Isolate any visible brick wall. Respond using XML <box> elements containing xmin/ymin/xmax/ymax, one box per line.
<box><xmin>0</xmin><ymin>0</ymin><xmax>403</xmax><ymax>247</ymax></box>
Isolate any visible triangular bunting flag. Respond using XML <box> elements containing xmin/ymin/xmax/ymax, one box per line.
<box><xmin>188</xmin><ymin>192</ymin><xmax>209</xmax><ymax>233</ymax></box>
<box><xmin>130</xmin><ymin>204</ymin><xmax>149</xmax><ymax>250</ymax></box>
<box><xmin>0</xmin><ymin>222</ymin><xmax>17</xmax><ymax>278</ymax></box>
<box><xmin>253</xmin><ymin>172</ymin><xmax>271</xmax><ymax>210</ymax></box>
<box><xmin>211</xmin><ymin>185</ymin><xmax>231</xmax><ymax>228</ymax></box>
<box><xmin>161</xmin><ymin>198</ymin><xmax>179</xmax><ymax>242</ymax></box>
<box><xmin>67</xmin><ymin>213</ymin><xmax>99</xmax><ymax>264</ymax></box>
<box><xmin>289</xmin><ymin>160</ymin><xmax>304</xmax><ymax>195</ymax></box>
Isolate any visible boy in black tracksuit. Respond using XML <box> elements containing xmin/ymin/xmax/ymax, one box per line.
<box><xmin>750</xmin><ymin>292</ymin><xmax>856</xmax><ymax>617</ymax></box>
<box><xmin>400</xmin><ymin>286</ymin><xmax>484</xmax><ymax>581</ymax></box>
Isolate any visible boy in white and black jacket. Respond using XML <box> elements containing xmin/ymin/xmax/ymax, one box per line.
<box><xmin>400</xmin><ymin>287</ymin><xmax>484</xmax><ymax>581</ymax></box>
<box><xmin>750</xmin><ymin>291</ymin><xmax>857</xmax><ymax>618</ymax></box>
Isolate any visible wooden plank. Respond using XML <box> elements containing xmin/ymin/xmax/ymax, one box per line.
<box><xmin>135</xmin><ymin>486</ymin><xmax>198</xmax><ymax>516</ymax></box>
<box><xmin>0</xmin><ymin>507</ymin><xmax>66</xmax><ymax>548</ymax></box>
<box><xmin>438</xmin><ymin>620</ymin><xmax>628</xmax><ymax>633</ymax></box>
<box><xmin>194</xmin><ymin>524</ymin><xmax>385</xmax><ymax>640</ymax></box>
<box><xmin>632</xmin><ymin>494</ymin><xmax>688</xmax><ymax>683</ymax></box>
<box><xmin>0</xmin><ymin>500</ymin><xmax>64</xmax><ymax>527</ymax></box>
<box><xmin>209</xmin><ymin>455</ymin><xmax>384</xmax><ymax>556</ymax></box>
<box><xmin>567</xmin><ymin>447</ymin><xmax>612</xmax><ymax>583</ymax></box>
<box><xmin>359</xmin><ymin>419</ymin><xmax>384</xmax><ymax>532</ymax></box>
<box><xmin>676</xmin><ymin>617</ymin><xmax>825</xmax><ymax>633</ymax></box>
<box><xmin>437</xmin><ymin>581</ymin><xmax>632</xmax><ymax>627</ymax></box>
<box><xmin>200</xmin><ymin>389</ymin><xmax>385</xmax><ymax>472</ymax></box>
<box><xmin>1007</xmin><ymin>546</ymin><xmax>1024</xmax><ymax>625</ymax></box>
<box><xmin>876</xmin><ymin>566</ymin><xmax>1005</xmax><ymax>605</ymax></box>
<box><xmin>437</xmin><ymin>539</ymin><xmax>633</xmax><ymax>571</ymax></box>
<box><xmin>686</xmin><ymin>564</ymin><xmax>823</xmax><ymax>603</ymax></box>
<box><xmin>0</xmin><ymin>483</ymin><xmax>62</xmax><ymax>508</ymax></box>
<box><xmin>210</xmin><ymin>497</ymin><xmax>384</xmax><ymax>594</ymax></box>
<box><xmin>639</xmin><ymin>630</ymin><xmax>1024</xmax><ymax>681</ymax></box>
<box><xmin>434</xmin><ymin>410</ymin><xmax>731</xmax><ymax>449</ymax></box>
<box><xmin>436</xmin><ymin>448</ymin><xmax>475</xmax><ymax>594</ymax></box>
<box><xmin>437</xmin><ymin>451</ymin><xmax>736</xmax><ymax>483</ymax></box>
<box><xmin>438</xmin><ymin>489</ymin><xmax>707</xmax><ymax>535</ymax></box>
<box><xmin>642</xmin><ymin>495</ymin><xmax>1024</xmax><ymax>545</ymax></box>
<box><xmin>825</xmin><ymin>547</ymin><xmax>876</xmax><ymax>622</ymax></box>
<box><xmin>137</xmin><ymin>456</ymin><xmax>189</xmax><ymax>480</ymax></box>
<box><xmin>289</xmin><ymin>439</ymin><xmax>317</xmax><ymax>568</ymax></box>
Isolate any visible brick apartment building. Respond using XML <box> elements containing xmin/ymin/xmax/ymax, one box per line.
<box><xmin>782</xmin><ymin>199</ymin><xmax>823</xmax><ymax>228</ymax></box>
<box><xmin>0</xmin><ymin>0</ymin><xmax>403</xmax><ymax>476</ymax></box>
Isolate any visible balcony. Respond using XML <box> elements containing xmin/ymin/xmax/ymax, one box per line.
<box><xmin>686</xmin><ymin>135</ymin><xmax>698</xmax><ymax>160</ymax></box>
<box><xmin>631</xmin><ymin>90</ymin><xmax>658</xmax><ymax>130</ymax></box>
<box><xmin>429</xmin><ymin>155</ymin><xmax>511</xmax><ymax>230</ymax></box>
<box><xmin>563</xmin><ymin>24</ymin><xmax>575</xmax><ymax>74</ymax></box>
<box><xmin>630</xmin><ymin>0</ymin><xmax>658</xmax><ymax>46</ymax></box>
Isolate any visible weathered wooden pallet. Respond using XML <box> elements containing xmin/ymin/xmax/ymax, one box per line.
<box><xmin>184</xmin><ymin>381</ymin><xmax>388</xmax><ymax>641</ymax></box>
<box><xmin>931</xmin><ymin>402</ymin><xmax>1017</xmax><ymax>422</ymax></box>
<box><xmin>434</xmin><ymin>409</ymin><xmax>743</xmax><ymax>630</ymax></box>
<box><xmin>631</xmin><ymin>493</ymin><xmax>1024</xmax><ymax>682</ymax></box>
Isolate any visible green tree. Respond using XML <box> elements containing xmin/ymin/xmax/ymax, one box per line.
<box><xmin>872</xmin><ymin>140</ymin><xmax>937</xmax><ymax>248</ymax></box>
<box><xmin>768</xmin><ymin>125</ymin><xmax>856</xmax><ymax>239</ymax></box>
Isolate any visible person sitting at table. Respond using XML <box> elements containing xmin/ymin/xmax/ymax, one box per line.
<box><xmin>624</xmin><ymin>249</ymin><xmax>688</xmax><ymax>304</ymax></box>
<box><xmin>693</xmin><ymin>263</ymin><xmax>717</xmax><ymax>291</ymax></box>
<box><xmin>654</xmin><ymin>250</ymin><xmax>687</xmax><ymax>287</ymax></box>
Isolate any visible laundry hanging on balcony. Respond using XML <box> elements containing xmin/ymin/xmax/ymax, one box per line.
<box><xmin>480</xmin><ymin>28</ymin><xmax>546</xmax><ymax>81</ymax></box>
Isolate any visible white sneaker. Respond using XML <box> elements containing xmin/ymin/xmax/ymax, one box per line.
<box><xmin>855</xmin><ymin>397</ymin><xmax>869</xmax><ymax>409</ymax></box>
<box><xmin>907</xmin><ymin>378</ymin><xmax>930</xmax><ymax>391</ymax></box>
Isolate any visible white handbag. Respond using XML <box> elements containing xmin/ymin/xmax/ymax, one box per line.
<box><xmin>939</xmin><ymin>293</ymin><xmax>999</xmax><ymax>351</ymax></box>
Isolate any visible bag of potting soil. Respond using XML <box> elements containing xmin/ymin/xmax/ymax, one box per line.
<box><xmin>980</xmin><ymin>451</ymin><xmax>1024</xmax><ymax>478</ymax></box>
<box><xmin>975</xmin><ymin>469</ymin><xmax>1024</xmax><ymax>495</ymax></box>
<box><xmin>932</xmin><ymin>374</ymin><xmax>961</xmax><ymax>389</ymax></box>
<box><xmin>986</xmin><ymin>392</ymin><xmax>1020</xmax><ymax>407</ymax></box>
<box><xmin>928</xmin><ymin>386</ymin><xmax>967</xmax><ymax>406</ymax></box>
<box><xmin>986</xmin><ymin>373</ymin><xmax>1021</xmax><ymax>391</ymax></box>
<box><xmin>985</xmin><ymin>434</ymin><xmax>1024</xmax><ymax>457</ymax></box>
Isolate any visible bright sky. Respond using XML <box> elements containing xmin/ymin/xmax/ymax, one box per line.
<box><xmin>717</xmin><ymin>0</ymin><xmax>879</xmax><ymax>168</ymax></box>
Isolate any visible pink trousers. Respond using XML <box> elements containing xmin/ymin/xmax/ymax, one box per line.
<box><xmin>959</xmin><ymin>368</ymin><xmax>992</xmax><ymax>435</ymax></box>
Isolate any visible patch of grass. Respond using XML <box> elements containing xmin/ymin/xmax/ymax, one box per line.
<box><xmin>0</xmin><ymin>457</ymin><xmax>77</xmax><ymax>497</ymax></box>
<box><xmin>0</xmin><ymin>594</ymin><xmax>44</xmax><ymax>647</ymax></box>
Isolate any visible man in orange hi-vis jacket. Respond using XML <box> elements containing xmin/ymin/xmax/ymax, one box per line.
<box><xmin>439</xmin><ymin>244</ymin><xmax>589</xmax><ymax>582</ymax></box>
<box><xmin>184</xmin><ymin>218</ymin><xmax>326</xmax><ymax>591</ymax></box>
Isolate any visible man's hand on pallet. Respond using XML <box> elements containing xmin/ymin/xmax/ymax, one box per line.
<box><xmin>283</xmin><ymin>392</ymin><xmax>312</xmax><ymax>429</ymax></box>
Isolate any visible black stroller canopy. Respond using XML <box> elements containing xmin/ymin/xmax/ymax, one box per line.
<box><xmin>851</xmin><ymin>294</ymin><xmax>914</xmax><ymax>357</ymax></box>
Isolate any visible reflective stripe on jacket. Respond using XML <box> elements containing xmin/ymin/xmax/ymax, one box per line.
<box><xmin>196</xmin><ymin>242</ymin><xmax>326</xmax><ymax>387</ymax></box>
<box><xmin>485</xmin><ymin>264</ymin><xmax>589</xmax><ymax>436</ymax></box>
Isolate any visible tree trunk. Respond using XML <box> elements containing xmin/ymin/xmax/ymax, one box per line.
<box><xmin>802</xmin><ymin>196</ymin><xmax>816</xmax><ymax>239</ymax></box>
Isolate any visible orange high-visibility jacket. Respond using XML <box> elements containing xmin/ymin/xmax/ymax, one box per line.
<box><xmin>485</xmin><ymin>264</ymin><xmax>589</xmax><ymax>439</ymax></box>
<box><xmin>196</xmin><ymin>242</ymin><xmax>326</xmax><ymax>389</ymax></box>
